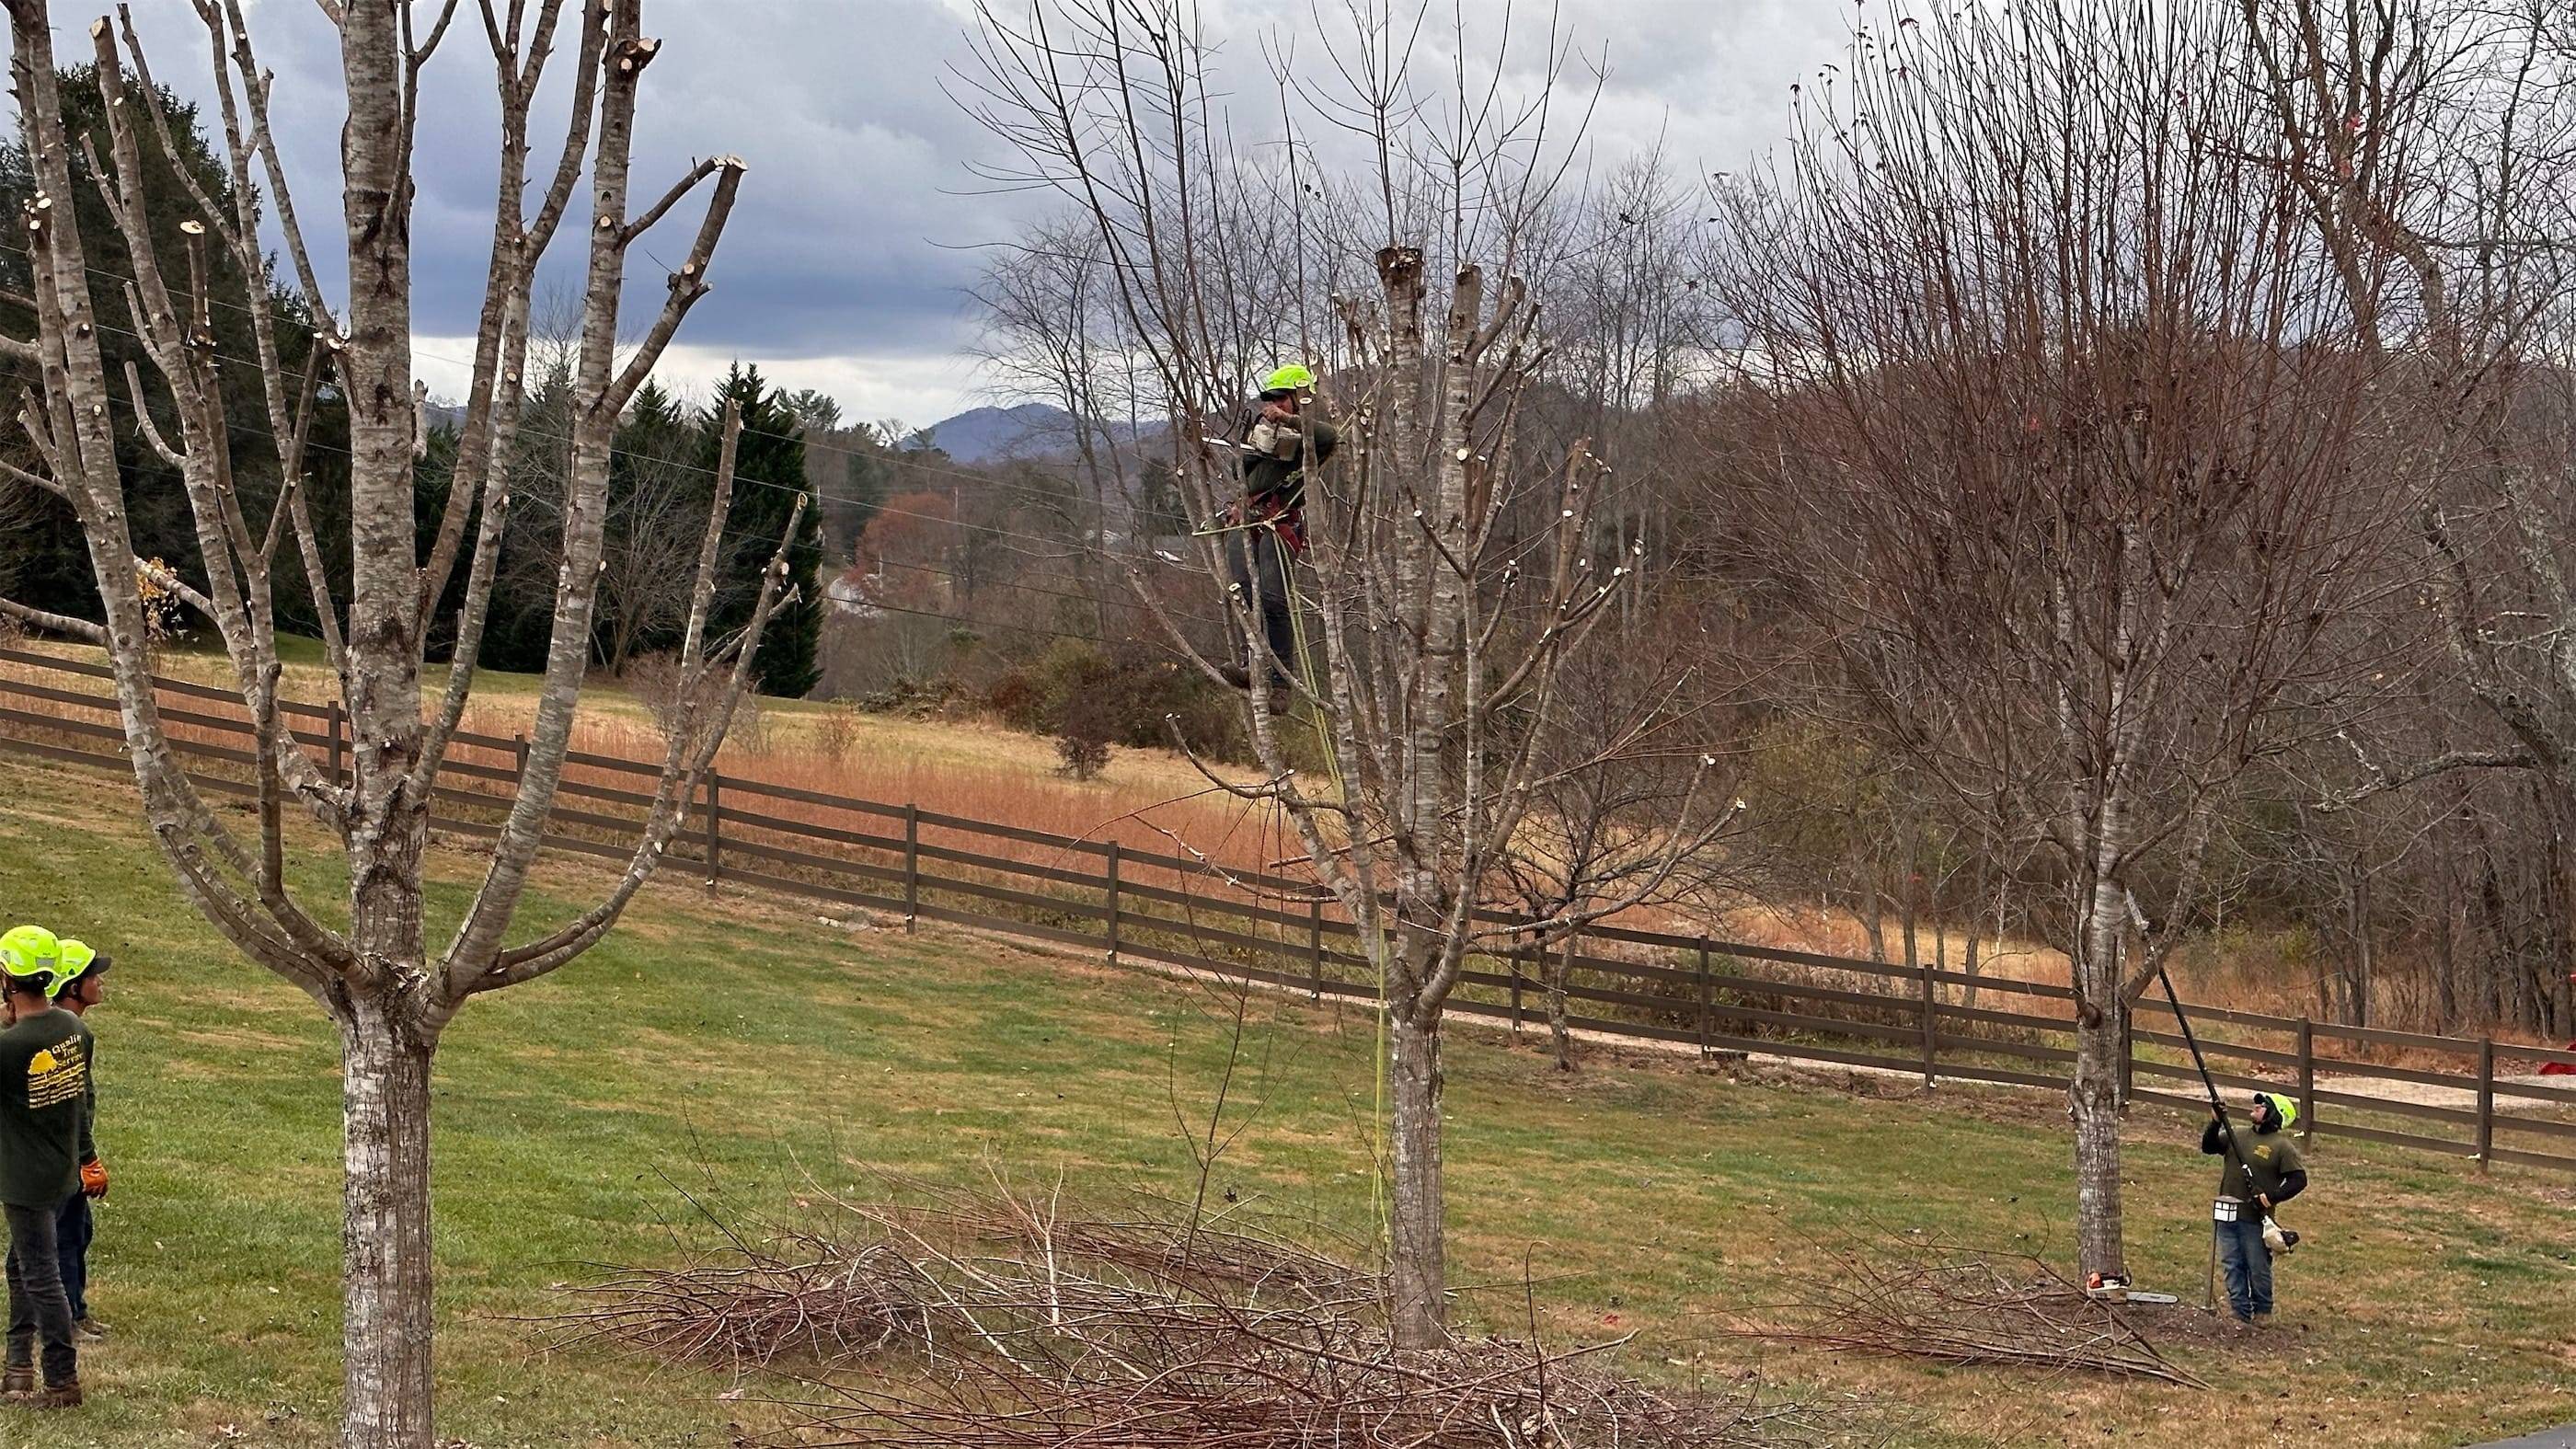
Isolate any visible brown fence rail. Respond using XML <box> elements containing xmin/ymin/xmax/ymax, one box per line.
<box><xmin>2</xmin><ymin>646</ymin><xmax>2571</xmax><ymax>1176</ymax></box>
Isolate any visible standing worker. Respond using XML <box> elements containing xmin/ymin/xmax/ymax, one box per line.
<box><xmin>47</xmin><ymin>941</ymin><xmax>108</xmax><ymax>1340</ymax></box>
<box><xmin>2202</xmin><ymin>1089</ymin><xmax>2308</xmax><ymax>1327</ymax></box>
<box><xmin>0</xmin><ymin>925</ymin><xmax>87</xmax><ymax>1406</ymax></box>
<box><xmin>1216</xmin><ymin>364</ymin><xmax>1337</xmax><ymax>693</ymax></box>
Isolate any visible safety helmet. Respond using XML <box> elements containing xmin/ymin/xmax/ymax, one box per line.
<box><xmin>0</xmin><ymin>925</ymin><xmax>60</xmax><ymax>985</ymax></box>
<box><xmin>48</xmin><ymin>939</ymin><xmax>93</xmax><ymax>999</ymax></box>
<box><xmin>2252</xmin><ymin>1090</ymin><xmax>2298</xmax><ymax>1131</ymax></box>
<box><xmin>1261</xmin><ymin>363</ymin><xmax>1316</xmax><ymax>394</ymax></box>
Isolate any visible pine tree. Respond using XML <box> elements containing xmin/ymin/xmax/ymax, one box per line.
<box><xmin>703</xmin><ymin>363</ymin><xmax>822</xmax><ymax>696</ymax></box>
<box><xmin>0</xmin><ymin>64</ymin><xmax>343</xmax><ymax>630</ymax></box>
<box><xmin>838</xmin><ymin>432</ymin><xmax>891</xmax><ymax>546</ymax></box>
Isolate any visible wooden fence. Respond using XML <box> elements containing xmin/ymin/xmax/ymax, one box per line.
<box><xmin>2</xmin><ymin>645</ymin><xmax>2572</xmax><ymax>1175</ymax></box>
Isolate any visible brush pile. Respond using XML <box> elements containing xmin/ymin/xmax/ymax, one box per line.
<box><xmin>551</xmin><ymin>1178</ymin><xmax>1848</xmax><ymax>1449</ymax></box>
<box><xmin>1729</xmin><ymin>1237</ymin><xmax>2202</xmax><ymax>1386</ymax></box>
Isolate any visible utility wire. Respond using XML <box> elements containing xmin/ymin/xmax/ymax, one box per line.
<box><xmin>42</xmin><ymin>320</ymin><xmax>1244</xmax><ymax>650</ymax></box>
<box><xmin>0</xmin><ymin>236</ymin><xmax>1184</xmax><ymax>519</ymax></box>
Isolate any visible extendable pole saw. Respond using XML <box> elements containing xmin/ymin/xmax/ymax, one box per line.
<box><xmin>2156</xmin><ymin>964</ymin><xmax>2299</xmax><ymax>1259</ymax></box>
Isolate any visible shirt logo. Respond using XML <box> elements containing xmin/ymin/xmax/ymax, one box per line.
<box><xmin>26</xmin><ymin>1036</ymin><xmax>84</xmax><ymax>1110</ymax></box>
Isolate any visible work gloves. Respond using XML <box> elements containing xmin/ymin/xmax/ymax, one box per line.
<box><xmin>78</xmin><ymin>1157</ymin><xmax>105</xmax><ymax>1200</ymax></box>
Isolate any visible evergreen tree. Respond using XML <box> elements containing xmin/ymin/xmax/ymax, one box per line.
<box><xmin>0</xmin><ymin>64</ymin><xmax>344</xmax><ymax>630</ymax></box>
<box><xmin>704</xmin><ymin>364</ymin><xmax>822</xmax><ymax>696</ymax></box>
<box><xmin>837</xmin><ymin>431</ymin><xmax>891</xmax><ymax>547</ymax></box>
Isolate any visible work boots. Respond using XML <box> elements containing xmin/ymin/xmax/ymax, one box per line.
<box><xmin>1</xmin><ymin>1365</ymin><xmax>30</xmax><ymax>1397</ymax></box>
<box><xmin>29</xmin><ymin>1377</ymin><xmax>80</xmax><ymax>1409</ymax></box>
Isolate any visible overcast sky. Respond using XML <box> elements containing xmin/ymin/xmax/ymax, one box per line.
<box><xmin>94</xmin><ymin>0</ymin><xmax>1852</xmax><ymax>428</ymax></box>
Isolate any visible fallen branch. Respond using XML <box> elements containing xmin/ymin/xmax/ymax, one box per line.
<box><xmin>1726</xmin><ymin>1237</ymin><xmax>2203</xmax><ymax>1387</ymax></box>
<box><xmin>550</xmin><ymin>1177</ymin><xmax>1850</xmax><ymax>1448</ymax></box>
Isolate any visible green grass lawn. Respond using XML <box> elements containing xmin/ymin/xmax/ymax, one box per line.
<box><xmin>4</xmin><ymin>752</ymin><xmax>2572</xmax><ymax>1448</ymax></box>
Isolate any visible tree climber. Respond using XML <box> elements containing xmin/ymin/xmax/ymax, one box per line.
<box><xmin>1216</xmin><ymin>364</ymin><xmax>1337</xmax><ymax>693</ymax></box>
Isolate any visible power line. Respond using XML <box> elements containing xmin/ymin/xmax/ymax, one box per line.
<box><xmin>0</xmin><ymin>235</ymin><xmax>1190</xmax><ymax>520</ymax></box>
<box><xmin>0</xmin><ymin>236</ymin><xmax>1274</xmax><ymax>644</ymax></box>
<box><xmin>23</xmin><ymin>301</ymin><xmax>1144</xmax><ymax>571</ymax></box>
<box><xmin>48</xmin><ymin>328</ymin><xmax>1245</xmax><ymax>650</ymax></box>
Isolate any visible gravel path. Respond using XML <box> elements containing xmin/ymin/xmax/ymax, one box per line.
<box><xmin>2465</xmin><ymin>1425</ymin><xmax>2576</xmax><ymax>1448</ymax></box>
<box><xmin>2322</xmin><ymin>1071</ymin><xmax>2564</xmax><ymax>1110</ymax></box>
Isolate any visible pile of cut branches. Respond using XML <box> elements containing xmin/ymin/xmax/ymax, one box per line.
<box><xmin>551</xmin><ymin>1177</ymin><xmax>1847</xmax><ymax>1449</ymax></box>
<box><xmin>549</xmin><ymin>1229</ymin><xmax>931</xmax><ymax>1373</ymax></box>
<box><xmin>1728</xmin><ymin>1237</ymin><xmax>2203</xmax><ymax>1387</ymax></box>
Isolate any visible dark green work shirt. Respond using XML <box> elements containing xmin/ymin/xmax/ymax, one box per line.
<box><xmin>2212</xmin><ymin>1124</ymin><xmax>2304</xmax><ymax>1203</ymax></box>
<box><xmin>0</xmin><ymin>1007</ymin><xmax>92</xmax><ymax>1207</ymax></box>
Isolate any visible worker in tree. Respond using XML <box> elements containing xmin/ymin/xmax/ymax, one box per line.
<box><xmin>46</xmin><ymin>942</ymin><xmax>109</xmax><ymax>1341</ymax></box>
<box><xmin>0</xmin><ymin>925</ymin><xmax>87</xmax><ymax>1406</ymax></box>
<box><xmin>1215</xmin><ymin>363</ymin><xmax>1337</xmax><ymax>693</ymax></box>
<box><xmin>2202</xmin><ymin>1089</ymin><xmax>2307</xmax><ymax>1327</ymax></box>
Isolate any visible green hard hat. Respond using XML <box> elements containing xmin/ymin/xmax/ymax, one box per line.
<box><xmin>2254</xmin><ymin>1090</ymin><xmax>2298</xmax><ymax>1130</ymax></box>
<box><xmin>48</xmin><ymin>939</ymin><xmax>93</xmax><ymax>999</ymax></box>
<box><xmin>0</xmin><ymin>925</ymin><xmax>60</xmax><ymax>983</ymax></box>
<box><xmin>1262</xmin><ymin>363</ymin><xmax>1316</xmax><ymax>393</ymax></box>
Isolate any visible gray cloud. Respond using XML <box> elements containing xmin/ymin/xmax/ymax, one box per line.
<box><xmin>97</xmin><ymin>0</ymin><xmax>1854</xmax><ymax>421</ymax></box>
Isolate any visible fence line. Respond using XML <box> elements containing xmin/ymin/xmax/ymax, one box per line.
<box><xmin>1</xmin><ymin>645</ymin><xmax>2570</xmax><ymax>1176</ymax></box>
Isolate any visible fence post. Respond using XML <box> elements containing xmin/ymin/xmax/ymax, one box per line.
<box><xmin>1307</xmin><ymin>898</ymin><xmax>1324</xmax><ymax>1000</ymax></box>
<box><xmin>1918</xmin><ymin>961</ymin><xmax>1936</xmax><ymax>1089</ymax></box>
<box><xmin>512</xmin><ymin>730</ymin><xmax>528</xmax><ymax>783</ymax></box>
<box><xmin>1104</xmin><ymin>840</ymin><xmax>1122</xmax><ymax>964</ymax></box>
<box><xmin>701</xmin><ymin>768</ymin><xmax>722</xmax><ymax>888</ymax></box>
<box><xmin>2477</xmin><ymin>1037</ymin><xmax>2495</xmax><ymax>1172</ymax></box>
<box><xmin>2296</xmin><ymin>1017</ymin><xmax>2316</xmax><ymax>1143</ymax></box>
<box><xmin>902</xmin><ymin>803</ymin><xmax>920</xmax><ymax>933</ymax></box>
<box><xmin>326</xmin><ymin>701</ymin><xmax>343</xmax><ymax>786</ymax></box>
<box><xmin>1696</xmin><ymin>937</ymin><xmax>1712</xmax><ymax>1060</ymax></box>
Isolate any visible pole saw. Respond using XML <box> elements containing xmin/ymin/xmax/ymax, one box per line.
<box><xmin>2155</xmin><ymin>962</ymin><xmax>2250</xmax><ymax>1169</ymax></box>
<box><xmin>2155</xmin><ymin>962</ymin><xmax>2298</xmax><ymax>1305</ymax></box>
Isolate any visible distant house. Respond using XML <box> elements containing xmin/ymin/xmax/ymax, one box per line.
<box><xmin>824</xmin><ymin>571</ymin><xmax>880</xmax><ymax>619</ymax></box>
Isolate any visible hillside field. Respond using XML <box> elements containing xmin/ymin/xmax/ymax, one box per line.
<box><xmin>2</xmin><ymin>751</ymin><xmax>2571</xmax><ymax>1448</ymax></box>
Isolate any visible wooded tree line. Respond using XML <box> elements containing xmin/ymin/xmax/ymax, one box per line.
<box><xmin>936</xmin><ymin>0</ymin><xmax>2576</xmax><ymax>1314</ymax></box>
<box><xmin>957</xmin><ymin>0</ymin><xmax>2576</xmax><ymax>1064</ymax></box>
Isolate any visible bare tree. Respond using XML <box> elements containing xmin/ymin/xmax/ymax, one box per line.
<box><xmin>963</xmin><ymin>0</ymin><xmax>1736</xmax><ymax>1346</ymax></box>
<box><xmin>2241</xmin><ymin>0</ymin><xmax>2576</xmax><ymax>1037</ymax></box>
<box><xmin>0</xmin><ymin>3</ymin><xmax>792</xmax><ymax>1443</ymax></box>
<box><xmin>1498</xmin><ymin>622</ymin><xmax>1750</xmax><ymax>1071</ymax></box>
<box><xmin>598</xmin><ymin>385</ymin><xmax>711</xmax><ymax>673</ymax></box>
<box><xmin>974</xmin><ymin>213</ymin><xmax>1132</xmax><ymax>585</ymax></box>
<box><xmin>1712</xmin><ymin>0</ymin><xmax>2400</xmax><ymax>1282</ymax></box>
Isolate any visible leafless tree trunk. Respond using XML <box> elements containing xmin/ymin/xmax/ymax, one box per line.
<box><xmin>963</xmin><ymin>0</ymin><xmax>1732</xmax><ymax>1345</ymax></box>
<box><xmin>1543</xmin><ymin>934</ymin><xmax>1577</xmax><ymax>1071</ymax></box>
<box><xmin>0</xmin><ymin>3</ymin><xmax>784</xmax><ymax>1443</ymax></box>
<box><xmin>1713</xmin><ymin>0</ymin><xmax>2399</xmax><ymax>1281</ymax></box>
<box><xmin>2253</xmin><ymin>0</ymin><xmax>2576</xmax><ymax>1038</ymax></box>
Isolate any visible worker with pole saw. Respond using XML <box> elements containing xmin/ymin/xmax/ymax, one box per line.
<box><xmin>1211</xmin><ymin>364</ymin><xmax>1336</xmax><ymax>695</ymax></box>
<box><xmin>2158</xmin><ymin>965</ymin><xmax>2309</xmax><ymax>1327</ymax></box>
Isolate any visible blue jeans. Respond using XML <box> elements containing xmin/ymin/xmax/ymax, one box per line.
<box><xmin>2216</xmin><ymin>1213</ymin><xmax>2271</xmax><ymax>1318</ymax></box>
<box><xmin>52</xmin><ymin>1194</ymin><xmax>87</xmax><ymax>1323</ymax></box>
<box><xmin>4</xmin><ymin>1202</ymin><xmax>75</xmax><ymax>1385</ymax></box>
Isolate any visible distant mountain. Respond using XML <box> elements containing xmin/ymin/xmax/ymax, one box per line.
<box><xmin>915</xmin><ymin>403</ymin><xmax>1176</xmax><ymax>467</ymax></box>
<box><xmin>914</xmin><ymin>403</ymin><xmax>1080</xmax><ymax>465</ymax></box>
